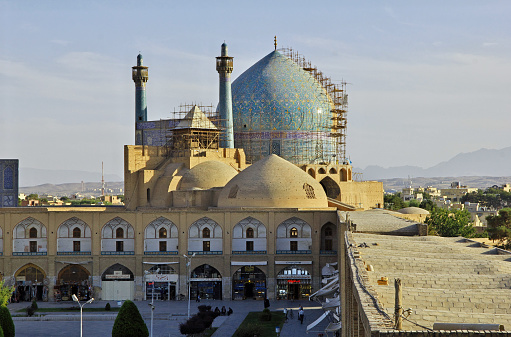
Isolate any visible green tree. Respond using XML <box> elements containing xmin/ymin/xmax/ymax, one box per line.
<box><xmin>0</xmin><ymin>281</ymin><xmax>14</xmax><ymax>307</ymax></box>
<box><xmin>425</xmin><ymin>208</ymin><xmax>475</xmax><ymax>237</ymax></box>
<box><xmin>384</xmin><ymin>193</ymin><xmax>406</xmax><ymax>211</ymax></box>
<box><xmin>0</xmin><ymin>306</ymin><xmax>14</xmax><ymax>337</ymax></box>
<box><xmin>486</xmin><ymin>208</ymin><xmax>511</xmax><ymax>249</ymax></box>
<box><xmin>419</xmin><ymin>199</ymin><xmax>436</xmax><ymax>212</ymax></box>
<box><xmin>112</xmin><ymin>300</ymin><xmax>148</xmax><ymax>337</ymax></box>
<box><xmin>27</xmin><ymin>194</ymin><xmax>39</xmax><ymax>200</ymax></box>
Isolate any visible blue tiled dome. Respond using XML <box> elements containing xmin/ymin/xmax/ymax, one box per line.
<box><xmin>231</xmin><ymin>50</ymin><xmax>335</xmax><ymax>164</ymax></box>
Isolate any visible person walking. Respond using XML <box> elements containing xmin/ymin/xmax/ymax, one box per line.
<box><xmin>298</xmin><ymin>308</ymin><xmax>305</xmax><ymax>324</ymax></box>
<box><xmin>283</xmin><ymin>308</ymin><xmax>288</xmax><ymax>322</ymax></box>
<box><xmin>264</xmin><ymin>298</ymin><xmax>270</xmax><ymax>309</ymax></box>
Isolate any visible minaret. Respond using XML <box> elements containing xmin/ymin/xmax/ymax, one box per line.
<box><xmin>132</xmin><ymin>54</ymin><xmax>148</xmax><ymax>145</ymax></box>
<box><xmin>216</xmin><ymin>43</ymin><xmax>234</xmax><ymax>148</ymax></box>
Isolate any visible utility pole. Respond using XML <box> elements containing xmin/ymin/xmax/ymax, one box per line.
<box><xmin>395</xmin><ymin>278</ymin><xmax>402</xmax><ymax>330</ymax></box>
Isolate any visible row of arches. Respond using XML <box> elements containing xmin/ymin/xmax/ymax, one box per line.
<box><xmin>10</xmin><ymin>262</ymin><xmax>317</xmax><ymax>301</ymax></box>
<box><xmin>6</xmin><ymin>216</ymin><xmax>336</xmax><ymax>255</ymax></box>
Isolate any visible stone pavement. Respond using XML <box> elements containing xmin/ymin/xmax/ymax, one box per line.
<box><xmin>8</xmin><ymin>298</ymin><xmax>329</xmax><ymax>337</ymax></box>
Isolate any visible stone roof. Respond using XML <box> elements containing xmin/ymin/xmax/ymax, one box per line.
<box><xmin>349</xmin><ymin>232</ymin><xmax>511</xmax><ymax>330</ymax></box>
<box><xmin>175</xmin><ymin>105</ymin><xmax>217</xmax><ymax>130</ymax></box>
<box><xmin>217</xmin><ymin>154</ymin><xmax>328</xmax><ymax>208</ymax></box>
<box><xmin>179</xmin><ymin>161</ymin><xmax>238</xmax><ymax>190</ymax></box>
<box><xmin>398</xmin><ymin>206</ymin><xmax>430</xmax><ymax>215</ymax></box>
<box><xmin>342</xmin><ymin>209</ymin><xmax>421</xmax><ymax>235</ymax></box>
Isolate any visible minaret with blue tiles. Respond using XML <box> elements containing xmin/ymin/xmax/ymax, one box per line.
<box><xmin>132</xmin><ymin>54</ymin><xmax>148</xmax><ymax>145</ymax></box>
<box><xmin>216</xmin><ymin>43</ymin><xmax>234</xmax><ymax>148</ymax></box>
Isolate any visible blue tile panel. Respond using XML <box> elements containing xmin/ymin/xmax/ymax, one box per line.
<box><xmin>0</xmin><ymin>159</ymin><xmax>18</xmax><ymax>207</ymax></box>
<box><xmin>231</xmin><ymin>51</ymin><xmax>336</xmax><ymax>164</ymax></box>
<box><xmin>135</xmin><ymin>120</ymin><xmax>179</xmax><ymax>146</ymax></box>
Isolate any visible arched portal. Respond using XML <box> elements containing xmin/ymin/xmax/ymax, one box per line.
<box><xmin>232</xmin><ymin>266</ymin><xmax>266</xmax><ymax>300</ymax></box>
<box><xmin>56</xmin><ymin>265</ymin><xmax>91</xmax><ymax>301</ymax></box>
<box><xmin>320</xmin><ymin>176</ymin><xmax>341</xmax><ymax>199</ymax></box>
<box><xmin>144</xmin><ymin>264</ymin><xmax>178</xmax><ymax>301</ymax></box>
<box><xmin>191</xmin><ymin>264</ymin><xmax>222</xmax><ymax>300</ymax></box>
<box><xmin>276</xmin><ymin>265</ymin><xmax>311</xmax><ymax>300</ymax></box>
<box><xmin>14</xmin><ymin>263</ymin><xmax>47</xmax><ymax>301</ymax></box>
<box><xmin>101</xmin><ymin>263</ymin><xmax>135</xmax><ymax>300</ymax></box>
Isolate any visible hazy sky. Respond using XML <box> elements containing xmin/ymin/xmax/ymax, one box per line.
<box><xmin>1</xmin><ymin>1</ymin><xmax>510</xmax><ymax>178</ymax></box>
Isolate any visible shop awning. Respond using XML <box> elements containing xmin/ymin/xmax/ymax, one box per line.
<box><xmin>325</xmin><ymin>322</ymin><xmax>342</xmax><ymax>332</ymax></box>
<box><xmin>322</xmin><ymin>296</ymin><xmax>340</xmax><ymax>310</ymax></box>
<box><xmin>309</xmin><ymin>276</ymin><xmax>338</xmax><ymax>300</ymax></box>
<box><xmin>306</xmin><ymin>311</ymin><xmax>329</xmax><ymax>332</ymax></box>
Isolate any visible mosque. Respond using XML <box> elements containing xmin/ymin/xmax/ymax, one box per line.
<box><xmin>0</xmin><ymin>41</ymin><xmax>383</xmax><ymax>303</ymax></box>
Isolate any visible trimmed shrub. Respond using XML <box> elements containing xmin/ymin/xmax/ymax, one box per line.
<box><xmin>0</xmin><ymin>306</ymin><xmax>15</xmax><ymax>337</ymax></box>
<box><xmin>236</xmin><ymin>324</ymin><xmax>262</xmax><ymax>337</ymax></box>
<box><xmin>105</xmin><ymin>302</ymin><xmax>111</xmax><ymax>311</ymax></box>
<box><xmin>31</xmin><ymin>300</ymin><xmax>37</xmax><ymax>310</ymax></box>
<box><xmin>26</xmin><ymin>306</ymin><xmax>35</xmax><ymax>317</ymax></box>
<box><xmin>112</xmin><ymin>300</ymin><xmax>148</xmax><ymax>337</ymax></box>
<box><xmin>0</xmin><ymin>324</ymin><xmax>4</xmax><ymax>337</ymax></box>
<box><xmin>260</xmin><ymin>308</ymin><xmax>271</xmax><ymax>321</ymax></box>
<box><xmin>179</xmin><ymin>307</ymin><xmax>218</xmax><ymax>335</ymax></box>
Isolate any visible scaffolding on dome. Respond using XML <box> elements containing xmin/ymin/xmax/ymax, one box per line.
<box><xmin>281</xmin><ymin>48</ymin><xmax>348</xmax><ymax>165</ymax></box>
<box><xmin>164</xmin><ymin>104</ymin><xmax>225</xmax><ymax>157</ymax></box>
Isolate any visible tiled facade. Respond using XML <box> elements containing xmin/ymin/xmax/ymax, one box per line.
<box><xmin>0</xmin><ymin>160</ymin><xmax>18</xmax><ymax>208</ymax></box>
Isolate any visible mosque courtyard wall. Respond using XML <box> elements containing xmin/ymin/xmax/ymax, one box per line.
<box><xmin>0</xmin><ymin>206</ymin><xmax>338</xmax><ymax>302</ymax></box>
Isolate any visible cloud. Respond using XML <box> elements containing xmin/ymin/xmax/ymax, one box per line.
<box><xmin>482</xmin><ymin>42</ymin><xmax>498</xmax><ymax>47</ymax></box>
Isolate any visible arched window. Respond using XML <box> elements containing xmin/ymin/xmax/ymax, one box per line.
<box><xmin>290</xmin><ymin>227</ymin><xmax>298</xmax><ymax>238</ymax></box>
<box><xmin>325</xmin><ymin>227</ymin><xmax>333</xmax><ymax>237</ymax></box>
<box><xmin>246</xmin><ymin>228</ymin><xmax>254</xmax><ymax>238</ymax></box>
<box><xmin>72</xmin><ymin>227</ymin><xmax>81</xmax><ymax>238</ymax></box>
<box><xmin>202</xmin><ymin>228</ymin><xmax>210</xmax><ymax>238</ymax></box>
<box><xmin>29</xmin><ymin>228</ymin><xmax>37</xmax><ymax>238</ymax></box>
<box><xmin>116</xmin><ymin>228</ymin><xmax>124</xmax><ymax>238</ymax></box>
<box><xmin>159</xmin><ymin>227</ymin><xmax>167</xmax><ymax>238</ymax></box>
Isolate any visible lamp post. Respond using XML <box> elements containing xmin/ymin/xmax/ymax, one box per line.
<box><xmin>72</xmin><ymin>294</ymin><xmax>94</xmax><ymax>337</ymax></box>
<box><xmin>183</xmin><ymin>253</ymin><xmax>195</xmax><ymax>318</ymax></box>
<box><xmin>144</xmin><ymin>268</ymin><xmax>160</xmax><ymax>337</ymax></box>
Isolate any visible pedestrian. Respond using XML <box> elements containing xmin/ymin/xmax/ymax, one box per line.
<box><xmin>283</xmin><ymin>308</ymin><xmax>288</xmax><ymax>321</ymax></box>
<box><xmin>221</xmin><ymin>306</ymin><xmax>226</xmax><ymax>315</ymax></box>
<box><xmin>196</xmin><ymin>294</ymin><xmax>201</xmax><ymax>302</ymax></box>
<box><xmin>227</xmin><ymin>307</ymin><xmax>233</xmax><ymax>316</ymax></box>
<box><xmin>214</xmin><ymin>307</ymin><xmax>220</xmax><ymax>315</ymax></box>
<box><xmin>264</xmin><ymin>298</ymin><xmax>270</xmax><ymax>309</ymax></box>
<box><xmin>299</xmin><ymin>308</ymin><xmax>304</xmax><ymax>324</ymax></box>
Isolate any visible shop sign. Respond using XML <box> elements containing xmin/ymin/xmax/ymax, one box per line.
<box><xmin>287</xmin><ymin>280</ymin><xmax>301</xmax><ymax>284</ymax></box>
<box><xmin>105</xmin><ymin>274</ymin><xmax>131</xmax><ymax>279</ymax></box>
<box><xmin>275</xmin><ymin>261</ymin><xmax>312</xmax><ymax>265</ymax></box>
<box><xmin>145</xmin><ymin>274</ymin><xmax>178</xmax><ymax>282</ymax></box>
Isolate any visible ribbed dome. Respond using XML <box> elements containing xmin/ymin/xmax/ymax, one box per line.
<box><xmin>179</xmin><ymin>161</ymin><xmax>238</xmax><ymax>190</ymax></box>
<box><xmin>217</xmin><ymin>154</ymin><xmax>328</xmax><ymax>208</ymax></box>
<box><xmin>231</xmin><ymin>50</ymin><xmax>336</xmax><ymax>165</ymax></box>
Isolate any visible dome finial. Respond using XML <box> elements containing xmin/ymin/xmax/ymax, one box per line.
<box><xmin>274</xmin><ymin>36</ymin><xmax>277</xmax><ymax>50</ymax></box>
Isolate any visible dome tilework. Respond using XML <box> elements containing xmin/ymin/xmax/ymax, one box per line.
<box><xmin>231</xmin><ymin>51</ymin><xmax>336</xmax><ymax>165</ymax></box>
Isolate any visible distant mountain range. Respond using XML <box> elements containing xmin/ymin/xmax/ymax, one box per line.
<box><xmin>19</xmin><ymin>168</ymin><xmax>122</xmax><ymax>187</ymax></box>
<box><xmin>355</xmin><ymin>147</ymin><xmax>511</xmax><ymax>180</ymax></box>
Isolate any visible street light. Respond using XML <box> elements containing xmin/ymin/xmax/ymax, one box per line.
<box><xmin>72</xmin><ymin>294</ymin><xmax>94</xmax><ymax>337</ymax></box>
<box><xmin>144</xmin><ymin>268</ymin><xmax>160</xmax><ymax>337</ymax></box>
<box><xmin>183</xmin><ymin>253</ymin><xmax>195</xmax><ymax>318</ymax></box>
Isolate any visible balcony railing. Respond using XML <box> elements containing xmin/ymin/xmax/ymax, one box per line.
<box><xmin>57</xmin><ymin>251</ymin><xmax>92</xmax><ymax>256</ymax></box>
<box><xmin>320</xmin><ymin>250</ymin><xmax>337</xmax><ymax>255</ymax></box>
<box><xmin>232</xmin><ymin>250</ymin><xmax>267</xmax><ymax>255</ymax></box>
<box><xmin>101</xmin><ymin>251</ymin><xmax>135</xmax><ymax>255</ymax></box>
<box><xmin>13</xmin><ymin>252</ymin><xmax>47</xmax><ymax>256</ymax></box>
<box><xmin>276</xmin><ymin>250</ymin><xmax>312</xmax><ymax>255</ymax></box>
<box><xmin>187</xmin><ymin>251</ymin><xmax>222</xmax><ymax>255</ymax></box>
<box><xmin>144</xmin><ymin>251</ymin><xmax>179</xmax><ymax>255</ymax></box>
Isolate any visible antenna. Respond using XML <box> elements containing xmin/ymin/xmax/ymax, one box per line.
<box><xmin>101</xmin><ymin>162</ymin><xmax>105</xmax><ymax>197</ymax></box>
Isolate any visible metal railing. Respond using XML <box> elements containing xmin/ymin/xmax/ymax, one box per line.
<box><xmin>101</xmin><ymin>251</ymin><xmax>135</xmax><ymax>255</ymax></box>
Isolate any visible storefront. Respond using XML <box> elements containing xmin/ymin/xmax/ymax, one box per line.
<box><xmin>232</xmin><ymin>266</ymin><xmax>266</xmax><ymax>300</ymax></box>
<box><xmin>101</xmin><ymin>263</ymin><xmax>135</xmax><ymax>300</ymax></box>
<box><xmin>276</xmin><ymin>265</ymin><xmax>312</xmax><ymax>300</ymax></box>
<box><xmin>14</xmin><ymin>263</ymin><xmax>48</xmax><ymax>302</ymax></box>
<box><xmin>144</xmin><ymin>264</ymin><xmax>178</xmax><ymax>301</ymax></box>
<box><xmin>190</xmin><ymin>264</ymin><xmax>222</xmax><ymax>300</ymax></box>
<box><xmin>55</xmin><ymin>264</ymin><xmax>91</xmax><ymax>301</ymax></box>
